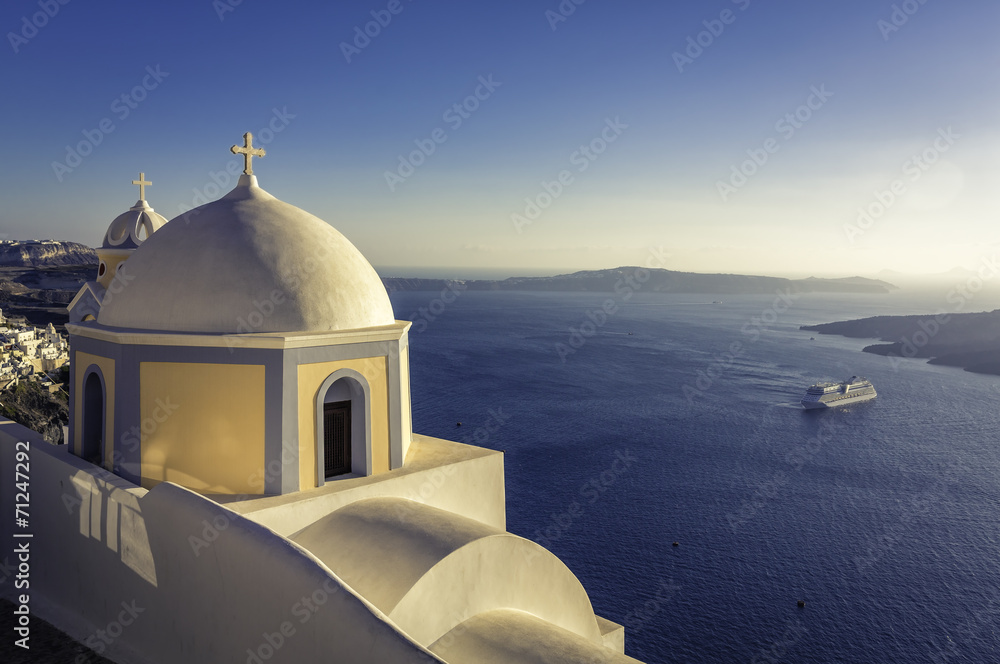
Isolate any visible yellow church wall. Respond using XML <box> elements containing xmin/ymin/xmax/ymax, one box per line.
<box><xmin>139</xmin><ymin>362</ymin><xmax>265</xmax><ymax>494</ymax></box>
<box><xmin>297</xmin><ymin>356</ymin><xmax>389</xmax><ymax>489</ymax></box>
<box><xmin>74</xmin><ymin>352</ymin><xmax>116</xmax><ymax>466</ymax></box>
<box><xmin>95</xmin><ymin>248</ymin><xmax>129</xmax><ymax>290</ymax></box>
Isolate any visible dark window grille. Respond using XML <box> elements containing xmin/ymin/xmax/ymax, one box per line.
<box><xmin>323</xmin><ymin>401</ymin><xmax>351</xmax><ymax>477</ymax></box>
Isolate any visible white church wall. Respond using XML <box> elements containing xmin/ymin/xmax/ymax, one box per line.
<box><xmin>0</xmin><ymin>423</ymin><xmax>446</xmax><ymax>664</ymax></box>
<box><xmin>231</xmin><ymin>435</ymin><xmax>506</xmax><ymax>539</ymax></box>
<box><xmin>290</xmin><ymin>497</ymin><xmax>604</xmax><ymax>648</ymax></box>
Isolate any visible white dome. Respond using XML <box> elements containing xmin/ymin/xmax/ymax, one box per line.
<box><xmin>102</xmin><ymin>200</ymin><xmax>168</xmax><ymax>250</ymax></box>
<box><xmin>97</xmin><ymin>176</ymin><xmax>395</xmax><ymax>333</ymax></box>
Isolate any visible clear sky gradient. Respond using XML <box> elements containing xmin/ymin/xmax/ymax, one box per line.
<box><xmin>2</xmin><ymin>0</ymin><xmax>997</xmax><ymax>278</ymax></box>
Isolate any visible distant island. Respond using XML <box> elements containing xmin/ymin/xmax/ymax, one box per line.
<box><xmin>0</xmin><ymin>239</ymin><xmax>897</xmax><ymax>329</ymax></box>
<box><xmin>802</xmin><ymin>311</ymin><xmax>1000</xmax><ymax>376</ymax></box>
<box><xmin>384</xmin><ymin>268</ymin><xmax>896</xmax><ymax>295</ymax></box>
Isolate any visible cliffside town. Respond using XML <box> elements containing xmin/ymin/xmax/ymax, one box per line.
<box><xmin>0</xmin><ymin>308</ymin><xmax>70</xmax><ymax>443</ymax></box>
<box><xmin>0</xmin><ymin>309</ymin><xmax>69</xmax><ymax>389</ymax></box>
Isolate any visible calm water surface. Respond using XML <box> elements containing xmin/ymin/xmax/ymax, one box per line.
<box><xmin>390</xmin><ymin>290</ymin><xmax>1000</xmax><ymax>664</ymax></box>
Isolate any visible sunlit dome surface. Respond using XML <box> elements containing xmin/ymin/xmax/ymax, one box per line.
<box><xmin>97</xmin><ymin>177</ymin><xmax>395</xmax><ymax>334</ymax></box>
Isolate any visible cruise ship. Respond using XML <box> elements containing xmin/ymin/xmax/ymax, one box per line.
<box><xmin>801</xmin><ymin>376</ymin><xmax>877</xmax><ymax>409</ymax></box>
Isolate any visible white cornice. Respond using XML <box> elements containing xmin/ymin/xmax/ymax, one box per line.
<box><xmin>66</xmin><ymin>320</ymin><xmax>412</xmax><ymax>349</ymax></box>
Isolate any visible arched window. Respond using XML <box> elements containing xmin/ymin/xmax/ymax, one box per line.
<box><xmin>82</xmin><ymin>369</ymin><xmax>105</xmax><ymax>465</ymax></box>
<box><xmin>315</xmin><ymin>370</ymin><xmax>372</xmax><ymax>485</ymax></box>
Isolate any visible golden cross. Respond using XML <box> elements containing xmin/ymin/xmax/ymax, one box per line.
<box><xmin>231</xmin><ymin>132</ymin><xmax>266</xmax><ymax>175</ymax></box>
<box><xmin>132</xmin><ymin>172</ymin><xmax>151</xmax><ymax>200</ymax></box>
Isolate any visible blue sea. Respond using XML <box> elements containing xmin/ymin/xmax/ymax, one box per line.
<box><xmin>389</xmin><ymin>289</ymin><xmax>1000</xmax><ymax>664</ymax></box>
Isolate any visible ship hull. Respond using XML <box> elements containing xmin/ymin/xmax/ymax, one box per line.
<box><xmin>801</xmin><ymin>390</ymin><xmax>877</xmax><ymax>409</ymax></box>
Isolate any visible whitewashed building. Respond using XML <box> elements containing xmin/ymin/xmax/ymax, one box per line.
<box><xmin>0</xmin><ymin>146</ymin><xmax>644</xmax><ymax>664</ymax></box>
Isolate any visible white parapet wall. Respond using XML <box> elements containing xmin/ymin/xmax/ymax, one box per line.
<box><xmin>0</xmin><ymin>419</ymin><xmax>444</xmax><ymax>664</ymax></box>
<box><xmin>229</xmin><ymin>434</ymin><xmax>507</xmax><ymax>538</ymax></box>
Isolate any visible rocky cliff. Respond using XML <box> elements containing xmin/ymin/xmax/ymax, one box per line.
<box><xmin>0</xmin><ymin>240</ymin><xmax>97</xmax><ymax>267</ymax></box>
<box><xmin>0</xmin><ymin>379</ymin><xmax>68</xmax><ymax>445</ymax></box>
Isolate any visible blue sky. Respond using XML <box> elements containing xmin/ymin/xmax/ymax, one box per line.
<box><xmin>2</xmin><ymin>0</ymin><xmax>998</xmax><ymax>278</ymax></box>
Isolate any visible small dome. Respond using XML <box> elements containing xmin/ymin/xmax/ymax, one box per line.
<box><xmin>102</xmin><ymin>200</ymin><xmax>168</xmax><ymax>250</ymax></box>
<box><xmin>97</xmin><ymin>176</ymin><xmax>395</xmax><ymax>334</ymax></box>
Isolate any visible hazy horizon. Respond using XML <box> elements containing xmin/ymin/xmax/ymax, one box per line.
<box><xmin>5</xmin><ymin>238</ymin><xmax>999</xmax><ymax>286</ymax></box>
<box><xmin>376</xmin><ymin>263</ymin><xmax>1000</xmax><ymax>287</ymax></box>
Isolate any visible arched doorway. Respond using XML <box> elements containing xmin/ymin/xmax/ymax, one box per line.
<box><xmin>82</xmin><ymin>370</ymin><xmax>104</xmax><ymax>465</ymax></box>
<box><xmin>316</xmin><ymin>370</ymin><xmax>371</xmax><ymax>484</ymax></box>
